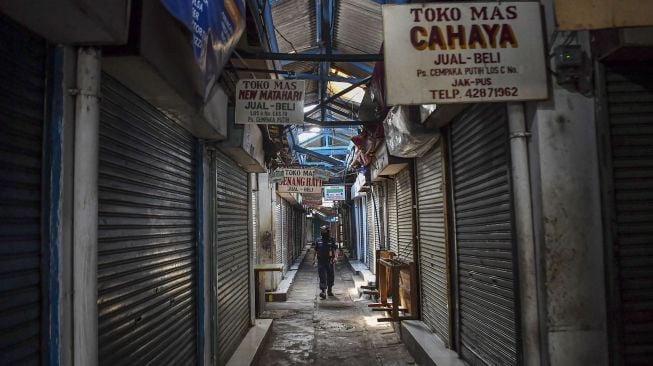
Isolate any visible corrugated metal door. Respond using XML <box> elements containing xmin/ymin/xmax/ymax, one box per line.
<box><xmin>251</xmin><ymin>188</ymin><xmax>258</xmax><ymax>264</ymax></box>
<box><xmin>281</xmin><ymin>201</ymin><xmax>288</xmax><ymax>272</ymax></box>
<box><xmin>449</xmin><ymin>103</ymin><xmax>519</xmax><ymax>365</ymax></box>
<box><xmin>0</xmin><ymin>17</ymin><xmax>46</xmax><ymax>365</ymax></box>
<box><xmin>416</xmin><ymin>142</ymin><xmax>450</xmax><ymax>346</ymax></box>
<box><xmin>375</xmin><ymin>184</ymin><xmax>385</xmax><ymax>249</ymax></box>
<box><xmin>215</xmin><ymin>150</ymin><xmax>250</xmax><ymax>365</ymax></box>
<box><xmin>366</xmin><ymin>193</ymin><xmax>376</xmax><ymax>271</ymax></box>
<box><xmin>387</xmin><ymin>178</ymin><xmax>399</xmax><ymax>254</ymax></box>
<box><xmin>288</xmin><ymin>208</ymin><xmax>293</xmax><ymax>263</ymax></box>
<box><xmin>98</xmin><ymin>75</ymin><xmax>197</xmax><ymax>365</ymax></box>
<box><xmin>274</xmin><ymin>197</ymin><xmax>282</xmax><ymax>265</ymax></box>
<box><xmin>396</xmin><ymin>168</ymin><xmax>414</xmax><ymax>262</ymax></box>
<box><xmin>353</xmin><ymin>199</ymin><xmax>361</xmax><ymax>259</ymax></box>
<box><xmin>605</xmin><ymin>65</ymin><xmax>653</xmax><ymax>364</ymax></box>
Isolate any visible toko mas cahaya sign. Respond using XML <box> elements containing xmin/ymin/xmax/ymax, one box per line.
<box><xmin>382</xmin><ymin>2</ymin><xmax>547</xmax><ymax>105</ymax></box>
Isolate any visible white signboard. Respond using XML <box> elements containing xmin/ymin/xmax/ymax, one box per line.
<box><xmin>235</xmin><ymin>79</ymin><xmax>305</xmax><ymax>124</ymax></box>
<box><xmin>382</xmin><ymin>2</ymin><xmax>547</xmax><ymax>104</ymax></box>
<box><xmin>277</xmin><ymin>169</ymin><xmax>323</xmax><ymax>194</ymax></box>
<box><xmin>323</xmin><ymin>186</ymin><xmax>346</xmax><ymax>201</ymax></box>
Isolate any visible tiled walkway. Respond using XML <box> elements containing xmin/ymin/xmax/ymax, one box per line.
<box><xmin>255</xmin><ymin>252</ymin><xmax>417</xmax><ymax>366</ymax></box>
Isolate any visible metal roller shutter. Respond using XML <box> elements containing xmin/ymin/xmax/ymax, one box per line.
<box><xmin>353</xmin><ymin>200</ymin><xmax>360</xmax><ymax>259</ymax></box>
<box><xmin>366</xmin><ymin>193</ymin><xmax>376</xmax><ymax>270</ymax></box>
<box><xmin>359</xmin><ymin>197</ymin><xmax>366</xmax><ymax>262</ymax></box>
<box><xmin>387</xmin><ymin>178</ymin><xmax>399</xmax><ymax>255</ymax></box>
<box><xmin>98</xmin><ymin>75</ymin><xmax>197</xmax><ymax>365</ymax></box>
<box><xmin>281</xmin><ymin>201</ymin><xmax>288</xmax><ymax>272</ymax></box>
<box><xmin>449</xmin><ymin>103</ymin><xmax>519</xmax><ymax>365</ymax></box>
<box><xmin>274</xmin><ymin>197</ymin><xmax>282</xmax><ymax>265</ymax></box>
<box><xmin>215</xmin><ymin>150</ymin><xmax>250</xmax><ymax>365</ymax></box>
<box><xmin>605</xmin><ymin>65</ymin><xmax>653</xmax><ymax>364</ymax></box>
<box><xmin>287</xmin><ymin>205</ymin><xmax>293</xmax><ymax>266</ymax></box>
<box><xmin>416</xmin><ymin>142</ymin><xmax>450</xmax><ymax>346</ymax></box>
<box><xmin>375</xmin><ymin>184</ymin><xmax>385</xmax><ymax>249</ymax></box>
<box><xmin>252</xmin><ymin>188</ymin><xmax>258</xmax><ymax>265</ymax></box>
<box><xmin>0</xmin><ymin>17</ymin><xmax>46</xmax><ymax>365</ymax></box>
<box><xmin>295</xmin><ymin>210</ymin><xmax>302</xmax><ymax>258</ymax></box>
<box><xmin>396</xmin><ymin>168</ymin><xmax>414</xmax><ymax>262</ymax></box>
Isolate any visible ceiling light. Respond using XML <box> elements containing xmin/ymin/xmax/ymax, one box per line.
<box><xmin>309</xmin><ymin>127</ymin><xmax>321</xmax><ymax>133</ymax></box>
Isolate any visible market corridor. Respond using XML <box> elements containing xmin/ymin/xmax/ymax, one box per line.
<box><xmin>255</xmin><ymin>253</ymin><xmax>416</xmax><ymax>366</ymax></box>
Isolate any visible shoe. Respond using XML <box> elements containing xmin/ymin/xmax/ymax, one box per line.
<box><xmin>319</xmin><ymin>291</ymin><xmax>326</xmax><ymax>299</ymax></box>
<box><xmin>327</xmin><ymin>287</ymin><xmax>334</xmax><ymax>296</ymax></box>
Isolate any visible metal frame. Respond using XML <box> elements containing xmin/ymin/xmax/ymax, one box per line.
<box><xmin>195</xmin><ymin>141</ymin><xmax>206</xmax><ymax>365</ymax></box>
<box><xmin>445</xmin><ymin>125</ymin><xmax>461</xmax><ymax>353</ymax></box>
<box><xmin>253</xmin><ymin>1</ymin><xmax>394</xmax><ymax>170</ymax></box>
<box><xmin>594</xmin><ymin>61</ymin><xmax>622</xmax><ymax>366</ymax></box>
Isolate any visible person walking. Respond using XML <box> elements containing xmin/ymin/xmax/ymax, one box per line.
<box><xmin>312</xmin><ymin>225</ymin><xmax>338</xmax><ymax>299</ymax></box>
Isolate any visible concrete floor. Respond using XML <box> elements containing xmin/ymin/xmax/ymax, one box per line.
<box><xmin>255</xmin><ymin>254</ymin><xmax>417</xmax><ymax>366</ymax></box>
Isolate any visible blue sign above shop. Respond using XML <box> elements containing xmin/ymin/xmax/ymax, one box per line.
<box><xmin>161</xmin><ymin>0</ymin><xmax>245</xmax><ymax>82</ymax></box>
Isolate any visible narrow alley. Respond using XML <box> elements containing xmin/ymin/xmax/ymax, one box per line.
<box><xmin>256</xmin><ymin>251</ymin><xmax>415</xmax><ymax>366</ymax></box>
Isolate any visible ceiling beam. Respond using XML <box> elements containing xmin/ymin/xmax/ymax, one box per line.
<box><xmin>237</xmin><ymin>51</ymin><xmax>383</xmax><ymax>62</ymax></box>
<box><xmin>304</xmin><ymin>118</ymin><xmax>377</xmax><ymax>127</ymax></box>
<box><xmin>294</xmin><ymin>146</ymin><xmax>342</xmax><ymax>165</ymax></box>
<box><xmin>305</xmin><ymin>76</ymin><xmax>371</xmax><ymax>117</ymax></box>
<box><xmin>306</xmin><ymin>146</ymin><xmax>350</xmax><ymax>156</ymax></box>
<box><xmin>225</xmin><ymin>67</ymin><xmax>363</xmax><ymax>83</ymax></box>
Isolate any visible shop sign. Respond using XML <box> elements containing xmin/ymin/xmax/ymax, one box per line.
<box><xmin>235</xmin><ymin>79</ymin><xmax>305</xmax><ymax>124</ymax></box>
<box><xmin>161</xmin><ymin>0</ymin><xmax>245</xmax><ymax>85</ymax></box>
<box><xmin>302</xmin><ymin>193</ymin><xmax>323</xmax><ymax>207</ymax></box>
<box><xmin>277</xmin><ymin>168</ymin><xmax>322</xmax><ymax>194</ymax></box>
<box><xmin>382</xmin><ymin>2</ymin><xmax>547</xmax><ymax>104</ymax></box>
<box><xmin>323</xmin><ymin>186</ymin><xmax>346</xmax><ymax>201</ymax></box>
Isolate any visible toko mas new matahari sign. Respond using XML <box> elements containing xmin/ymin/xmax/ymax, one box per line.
<box><xmin>382</xmin><ymin>2</ymin><xmax>547</xmax><ymax>105</ymax></box>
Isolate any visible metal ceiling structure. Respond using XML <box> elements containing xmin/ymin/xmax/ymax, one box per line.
<box><xmin>240</xmin><ymin>0</ymin><xmax>409</xmax><ymax>176</ymax></box>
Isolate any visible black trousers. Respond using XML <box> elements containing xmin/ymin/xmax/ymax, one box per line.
<box><xmin>318</xmin><ymin>262</ymin><xmax>335</xmax><ymax>290</ymax></box>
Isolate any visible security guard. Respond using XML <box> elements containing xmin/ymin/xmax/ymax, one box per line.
<box><xmin>312</xmin><ymin>225</ymin><xmax>338</xmax><ymax>299</ymax></box>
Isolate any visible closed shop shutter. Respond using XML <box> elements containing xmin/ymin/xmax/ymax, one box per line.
<box><xmin>274</xmin><ymin>197</ymin><xmax>282</xmax><ymax>265</ymax></box>
<box><xmin>359</xmin><ymin>197</ymin><xmax>367</xmax><ymax>262</ymax></box>
<box><xmin>215</xmin><ymin>150</ymin><xmax>250</xmax><ymax>365</ymax></box>
<box><xmin>449</xmin><ymin>103</ymin><xmax>518</xmax><ymax>365</ymax></box>
<box><xmin>396</xmin><ymin>168</ymin><xmax>414</xmax><ymax>262</ymax></box>
<box><xmin>0</xmin><ymin>17</ymin><xmax>46</xmax><ymax>365</ymax></box>
<box><xmin>366</xmin><ymin>193</ymin><xmax>376</xmax><ymax>271</ymax></box>
<box><xmin>288</xmin><ymin>208</ymin><xmax>293</xmax><ymax>263</ymax></box>
<box><xmin>353</xmin><ymin>200</ymin><xmax>360</xmax><ymax>259</ymax></box>
<box><xmin>296</xmin><ymin>210</ymin><xmax>302</xmax><ymax>258</ymax></box>
<box><xmin>375</xmin><ymin>184</ymin><xmax>385</xmax><ymax>249</ymax></box>
<box><xmin>98</xmin><ymin>75</ymin><xmax>197</xmax><ymax>365</ymax></box>
<box><xmin>387</xmin><ymin>178</ymin><xmax>399</xmax><ymax>254</ymax></box>
<box><xmin>416</xmin><ymin>142</ymin><xmax>450</xmax><ymax>346</ymax></box>
<box><xmin>252</xmin><ymin>188</ymin><xmax>258</xmax><ymax>264</ymax></box>
<box><xmin>605</xmin><ymin>65</ymin><xmax>653</xmax><ymax>364</ymax></box>
<box><xmin>281</xmin><ymin>200</ymin><xmax>288</xmax><ymax>272</ymax></box>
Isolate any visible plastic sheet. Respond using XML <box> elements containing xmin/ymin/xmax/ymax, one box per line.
<box><xmin>383</xmin><ymin>105</ymin><xmax>440</xmax><ymax>158</ymax></box>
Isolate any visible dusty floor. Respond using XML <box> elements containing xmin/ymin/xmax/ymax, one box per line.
<box><xmin>255</xmin><ymin>253</ymin><xmax>417</xmax><ymax>366</ymax></box>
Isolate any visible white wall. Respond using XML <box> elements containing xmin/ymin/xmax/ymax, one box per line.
<box><xmin>257</xmin><ymin>173</ymin><xmax>274</xmax><ymax>264</ymax></box>
<box><xmin>528</xmin><ymin>3</ymin><xmax>609</xmax><ymax>363</ymax></box>
<box><xmin>256</xmin><ymin>173</ymin><xmax>281</xmax><ymax>290</ymax></box>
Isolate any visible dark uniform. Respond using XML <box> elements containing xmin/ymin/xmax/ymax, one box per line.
<box><xmin>314</xmin><ymin>235</ymin><xmax>337</xmax><ymax>294</ymax></box>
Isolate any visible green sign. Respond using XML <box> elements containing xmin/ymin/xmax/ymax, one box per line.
<box><xmin>323</xmin><ymin>185</ymin><xmax>345</xmax><ymax>201</ymax></box>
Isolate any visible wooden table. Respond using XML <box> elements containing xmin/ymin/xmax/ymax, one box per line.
<box><xmin>254</xmin><ymin>264</ymin><xmax>284</xmax><ymax>317</ymax></box>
